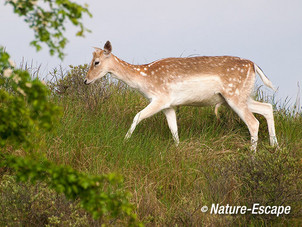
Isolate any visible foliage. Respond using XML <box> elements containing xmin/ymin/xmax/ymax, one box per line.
<box><xmin>0</xmin><ymin>154</ymin><xmax>140</xmax><ymax>225</ymax></box>
<box><xmin>0</xmin><ymin>174</ymin><xmax>92</xmax><ymax>226</ymax></box>
<box><xmin>1</xmin><ymin>61</ymin><xmax>301</xmax><ymax>225</ymax></box>
<box><xmin>1</xmin><ymin>3</ymin><xmax>141</xmax><ymax>223</ymax></box>
<box><xmin>0</xmin><ymin>47</ymin><xmax>60</xmax><ymax>148</ymax></box>
<box><xmin>234</xmin><ymin>148</ymin><xmax>302</xmax><ymax>223</ymax></box>
<box><xmin>1</xmin><ymin>1</ymin><xmax>301</xmax><ymax>225</ymax></box>
<box><xmin>32</xmin><ymin>67</ymin><xmax>301</xmax><ymax>226</ymax></box>
<box><xmin>0</xmin><ymin>52</ymin><xmax>142</xmax><ymax>226</ymax></box>
<box><xmin>4</xmin><ymin>0</ymin><xmax>92</xmax><ymax>59</ymax></box>
<box><xmin>48</xmin><ymin>64</ymin><xmax>126</xmax><ymax>110</ymax></box>
<box><xmin>201</xmin><ymin>146</ymin><xmax>302</xmax><ymax>225</ymax></box>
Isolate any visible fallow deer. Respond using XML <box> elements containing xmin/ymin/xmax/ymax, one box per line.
<box><xmin>84</xmin><ymin>41</ymin><xmax>278</xmax><ymax>150</ymax></box>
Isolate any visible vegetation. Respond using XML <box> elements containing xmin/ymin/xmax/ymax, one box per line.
<box><xmin>1</xmin><ymin>1</ymin><xmax>301</xmax><ymax>225</ymax></box>
<box><xmin>1</xmin><ymin>1</ymin><xmax>140</xmax><ymax>226</ymax></box>
<box><xmin>0</xmin><ymin>47</ymin><xmax>59</xmax><ymax>149</ymax></box>
<box><xmin>5</xmin><ymin>0</ymin><xmax>92</xmax><ymax>59</ymax></box>
<box><xmin>2</xmin><ymin>64</ymin><xmax>300</xmax><ymax>226</ymax></box>
<box><xmin>0</xmin><ymin>49</ymin><xmax>140</xmax><ymax>226</ymax></box>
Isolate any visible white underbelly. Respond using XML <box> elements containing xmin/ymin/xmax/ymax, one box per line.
<box><xmin>168</xmin><ymin>76</ymin><xmax>224</xmax><ymax>107</ymax></box>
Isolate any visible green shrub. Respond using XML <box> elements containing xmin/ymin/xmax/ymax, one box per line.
<box><xmin>0</xmin><ymin>175</ymin><xmax>90</xmax><ymax>226</ymax></box>
<box><xmin>201</xmin><ymin>147</ymin><xmax>302</xmax><ymax>226</ymax></box>
<box><xmin>48</xmin><ymin>64</ymin><xmax>129</xmax><ymax>110</ymax></box>
<box><xmin>234</xmin><ymin>147</ymin><xmax>302</xmax><ymax>225</ymax></box>
<box><xmin>0</xmin><ymin>47</ymin><xmax>60</xmax><ymax>149</ymax></box>
<box><xmin>0</xmin><ymin>49</ymin><xmax>142</xmax><ymax>226</ymax></box>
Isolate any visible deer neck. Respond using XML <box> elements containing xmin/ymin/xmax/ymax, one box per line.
<box><xmin>109</xmin><ymin>55</ymin><xmax>145</xmax><ymax>89</ymax></box>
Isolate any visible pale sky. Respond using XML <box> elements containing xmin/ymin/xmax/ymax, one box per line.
<box><xmin>1</xmin><ymin>0</ymin><xmax>301</xmax><ymax>108</ymax></box>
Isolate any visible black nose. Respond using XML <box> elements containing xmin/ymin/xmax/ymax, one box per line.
<box><xmin>84</xmin><ymin>79</ymin><xmax>88</xmax><ymax>85</ymax></box>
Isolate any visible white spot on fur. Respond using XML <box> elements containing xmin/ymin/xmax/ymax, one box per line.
<box><xmin>235</xmin><ymin>89</ymin><xmax>240</xmax><ymax>95</ymax></box>
<box><xmin>140</xmin><ymin>72</ymin><xmax>147</xmax><ymax>76</ymax></box>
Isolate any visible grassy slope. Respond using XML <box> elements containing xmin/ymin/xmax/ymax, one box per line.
<box><xmin>40</xmin><ymin>82</ymin><xmax>302</xmax><ymax>226</ymax></box>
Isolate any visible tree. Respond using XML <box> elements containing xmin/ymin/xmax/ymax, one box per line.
<box><xmin>4</xmin><ymin>0</ymin><xmax>92</xmax><ymax>59</ymax></box>
<box><xmin>0</xmin><ymin>1</ymin><xmax>141</xmax><ymax>225</ymax></box>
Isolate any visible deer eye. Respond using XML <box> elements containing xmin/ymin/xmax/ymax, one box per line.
<box><xmin>94</xmin><ymin>61</ymin><xmax>100</xmax><ymax>66</ymax></box>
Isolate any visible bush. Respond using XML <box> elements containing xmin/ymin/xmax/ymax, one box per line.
<box><xmin>0</xmin><ymin>49</ymin><xmax>142</xmax><ymax>226</ymax></box>
<box><xmin>49</xmin><ymin>65</ymin><xmax>111</xmax><ymax>110</ymax></box>
<box><xmin>201</xmin><ymin>147</ymin><xmax>302</xmax><ymax>226</ymax></box>
<box><xmin>48</xmin><ymin>64</ymin><xmax>130</xmax><ymax>111</ymax></box>
<box><xmin>234</xmin><ymin>148</ymin><xmax>302</xmax><ymax>225</ymax></box>
<box><xmin>0</xmin><ymin>175</ymin><xmax>90</xmax><ymax>226</ymax></box>
<box><xmin>0</xmin><ymin>47</ymin><xmax>60</xmax><ymax>149</ymax></box>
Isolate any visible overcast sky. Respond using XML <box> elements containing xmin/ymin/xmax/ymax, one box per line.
<box><xmin>1</xmin><ymin>0</ymin><xmax>301</xmax><ymax>108</ymax></box>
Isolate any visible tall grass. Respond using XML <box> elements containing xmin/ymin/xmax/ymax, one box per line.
<box><xmin>1</xmin><ymin>65</ymin><xmax>302</xmax><ymax>226</ymax></box>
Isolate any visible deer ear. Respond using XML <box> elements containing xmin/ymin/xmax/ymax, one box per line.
<box><xmin>104</xmin><ymin>41</ymin><xmax>112</xmax><ymax>55</ymax></box>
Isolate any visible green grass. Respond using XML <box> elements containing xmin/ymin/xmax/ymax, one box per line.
<box><xmin>1</xmin><ymin>66</ymin><xmax>302</xmax><ymax>226</ymax></box>
<box><xmin>39</xmin><ymin>82</ymin><xmax>302</xmax><ymax>226</ymax></box>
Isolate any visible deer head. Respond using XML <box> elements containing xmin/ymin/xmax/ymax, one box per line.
<box><xmin>84</xmin><ymin>41</ymin><xmax>113</xmax><ymax>85</ymax></box>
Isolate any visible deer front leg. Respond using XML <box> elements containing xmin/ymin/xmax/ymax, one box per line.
<box><xmin>125</xmin><ymin>100</ymin><xmax>166</xmax><ymax>140</ymax></box>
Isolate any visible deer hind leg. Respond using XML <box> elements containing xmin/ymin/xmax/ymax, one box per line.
<box><xmin>247</xmin><ymin>99</ymin><xmax>278</xmax><ymax>146</ymax></box>
<box><xmin>163</xmin><ymin>108</ymin><xmax>179</xmax><ymax>145</ymax></box>
<box><xmin>224</xmin><ymin>98</ymin><xmax>260</xmax><ymax>151</ymax></box>
<box><xmin>214</xmin><ymin>103</ymin><xmax>222</xmax><ymax>118</ymax></box>
<box><xmin>125</xmin><ymin>100</ymin><xmax>166</xmax><ymax>141</ymax></box>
